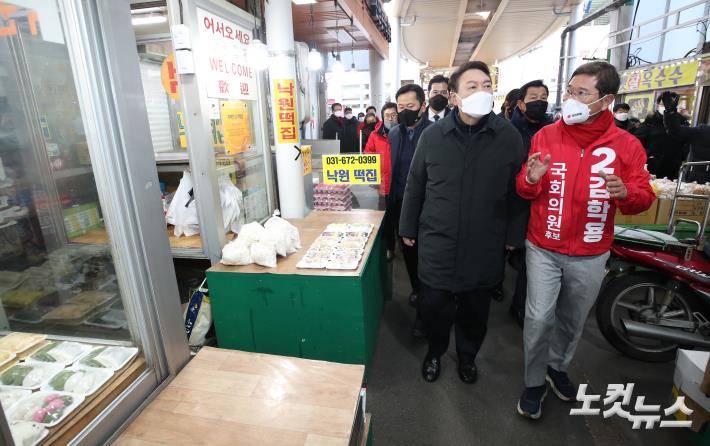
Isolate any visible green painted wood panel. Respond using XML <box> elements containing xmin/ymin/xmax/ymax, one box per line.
<box><xmin>206</xmin><ymin>229</ymin><xmax>389</xmax><ymax>374</ymax></box>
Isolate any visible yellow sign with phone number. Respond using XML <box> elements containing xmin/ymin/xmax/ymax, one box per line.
<box><xmin>322</xmin><ymin>154</ymin><xmax>381</xmax><ymax>185</ymax></box>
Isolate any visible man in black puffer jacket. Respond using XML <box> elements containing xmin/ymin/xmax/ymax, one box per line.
<box><xmin>660</xmin><ymin>91</ymin><xmax>710</xmax><ymax>183</ymax></box>
<box><xmin>633</xmin><ymin>94</ymin><xmax>689</xmax><ymax>180</ymax></box>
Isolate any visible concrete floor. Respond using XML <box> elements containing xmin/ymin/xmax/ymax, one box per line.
<box><xmin>365</xmin><ymin>254</ymin><xmax>694</xmax><ymax>446</ymax></box>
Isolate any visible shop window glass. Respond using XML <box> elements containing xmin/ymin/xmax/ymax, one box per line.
<box><xmin>0</xmin><ymin>2</ymin><xmax>146</xmax><ymax>442</ymax></box>
<box><xmin>662</xmin><ymin>0</ymin><xmax>706</xmax><ymax>61</ymax></box>
<box><xmin>628</xmin><ymin>0</ymin><xmax>666</xmax><ymax>66</ymax></box>
<box><xmin>0</xmin><ymin>1</ymin><xmax>138</xmax><ymax>341</ymax></box>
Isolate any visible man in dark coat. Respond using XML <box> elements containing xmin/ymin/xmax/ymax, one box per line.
<box><xmin>388</xmin><ymin>84</ymin><xmax>431</xmax><ymax>337</ymax></box>
<box><xmin>425</xmin><ymin>75</ymin><xmax>452</xmax><ymax>123</ymax></box>
<box><xmin>322</xmin><ymin>103</ymin><xmax>344</xmax><ymax>140</ymax></box>
<box><xmin>340</xmin><ymin>107</ymin><xmax>360</xmax><ymax>153</ymax></box>
<box><xmin>506</xmin><ymin>79</ymin><xmax>553</xmax><ymax>327</ymax></box>
<box><xmin>661</xmin><ymin>90</ymin><xmax>710</xmax><ymax>183</ymax></box>
<box><xmin>399</xmin><ymin>61</ymin><xmax>528</xmax><ymax>384</ymax></box>
<box><xmin>632</xmin><ymin>95</ymin><xmax>689</xmax><ymax>180</ymax></box>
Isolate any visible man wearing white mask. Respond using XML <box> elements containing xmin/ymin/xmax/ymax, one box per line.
<box><xmin>613</xmin><ymin>103</ymin><xmax>632</xmax><ymax>131</ymax></box>
<box><xmin>322</xmin><ymin>103</ymin><xmax>345</xmax><ymax>140</ymax></box>
<box><xmin>515</xmin><ymin>61</ymin><xmax>655</xmax><ymax>419</ymax></box>
<box><xmin>399</xmin><ymin>61</ymin><xmax>528</xmax><ymax>384</ymax></box>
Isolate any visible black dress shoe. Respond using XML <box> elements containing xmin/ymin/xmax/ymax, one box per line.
<box><xmin>422</xmin><ymin>356</ymin><xmax>441</xmax><ymax>382</ymax></box>
<box><xmin>508</xmin><ymin>305</ymin><xmax>525</xmax><ymax>329</ymax></box>
<box><xmin>458</xmin><ymin>357</ymin><xmax>478</xmax><ymax>384</ymax></box>
<box><xmin>408</xmin><ymin>292</ymin><xmax>419</xmax><ymax>307</ymax></box>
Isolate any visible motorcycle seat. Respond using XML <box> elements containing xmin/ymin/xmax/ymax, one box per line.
<box><xmin>614</xmin><ymin>226</ymin><xmax>680</xmax><ymax>246</ymax></box>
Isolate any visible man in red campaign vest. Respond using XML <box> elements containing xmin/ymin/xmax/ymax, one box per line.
<box><xmin>515</xmin><ymin>61</ymin><xmax>655</xmax><ymax>420</ymax></box>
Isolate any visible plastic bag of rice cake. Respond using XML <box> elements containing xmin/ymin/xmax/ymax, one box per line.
<box><xmin>250</xmin><ymin>242</ymin><xmax>277</xmax><ymax>268</ymax></box>
<box><xmin>220</xmin><ymin>239</ymin><xmax>252</xmax><ymax>266</ymax></box>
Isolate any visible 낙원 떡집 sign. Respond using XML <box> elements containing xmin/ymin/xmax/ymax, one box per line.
<box><xmin>273</xmin><ymin>79</ymin><xmax>299</xmax><ymax>144</ymax></box>
<box><xmin>323</xmin><ymin>154</ymin><xmax>381</xmax><ymax>185</ymax></box>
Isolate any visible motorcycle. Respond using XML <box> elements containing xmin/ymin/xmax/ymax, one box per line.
<box><xmin>596</xmin><ymin>161</ymin><xmax>710</xmax><ymax>362</ymax></box>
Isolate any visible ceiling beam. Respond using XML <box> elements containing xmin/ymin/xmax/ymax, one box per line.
<box><xmin>336</xmin><ymin>0</ymin><xmax>389</xmax><ymax>59</ymax></box>
<box><xmin>449</xmin><ymin>0</ymin><xmax>469</xmax><ymax>68</ymax></box>
<box><xmin>470</xmin><ymin>0</ymin><xmax>509</xmax><ymax>62</ymax></box>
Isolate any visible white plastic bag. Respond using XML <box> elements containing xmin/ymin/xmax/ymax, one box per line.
<box><xmin>261</xmin><ymin>230</ymin><xmax>286</xmax><ymax>258</ymax></box>
<box><xmin>220</xmin><ymin>239</ymin><xmax>252</xmax><ymax>265</ymax></box>
<box><xmin>288</xmin><ymin>225</ymin><xmax>302</xmax><ymax>253</ymax></box>
<box><xmin>238</xmin><ymin>222</ymin><xmax>267</xmax><ymax>245</ymax></box>
<box><xmin>218</xmin><ymin>176</ymin><xmax>243</xmax><ymax>233</ymax></box>
<box><xmin>250</xmin><ymin>242</ymin><xmax>277</xmax><ymax>268</ymax></box>
<box><xmin>264</xmin><ymin>213</ymin><xmax>301</xmax><ymax>255</ymax></box>
<box><xmin>166</xmin><ymin>171</ymin><xmax>200</xmax><ymax>237</ymax></box>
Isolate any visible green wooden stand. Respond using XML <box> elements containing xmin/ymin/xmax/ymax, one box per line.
<box><xmin>207</xmin><ymin>227</ymin><xmax>388</xmax><ymax>375</ymax></box>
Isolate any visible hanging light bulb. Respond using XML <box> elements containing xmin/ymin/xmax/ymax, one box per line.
<box><xmin>307</xmin><ymin>48</ymin><xmax>323</xmax><ymax>71</ymax></box>
<box><xmin>248</xmin><ymin>39</ymin><xmax>269</xmax><ymax>71</ymax></box>
<box><xmin>332</xmin><ymin>55</ymin><xmax>345</xmax><ymax>74</ymax></box>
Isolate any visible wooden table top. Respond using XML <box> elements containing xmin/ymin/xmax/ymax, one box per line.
<box><xmin>70</xmin><ymin>226</ymin><xmax>234</xmax><ymax>250</ymax></box>
<box><xmin>114</xmin><ymin>347</ymin><xmax>365</xmax><ymax>446</ymax></box>
<box><xmin>209</xmin><ymin>210</ymin><xmax>385</xmax><ymax>277</ymax></box>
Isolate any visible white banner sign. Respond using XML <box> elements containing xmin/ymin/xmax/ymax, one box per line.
<box><xmin>197</xmin><ymin>8</ymin><xmax>256</xmax><ymax>100</ymax></box>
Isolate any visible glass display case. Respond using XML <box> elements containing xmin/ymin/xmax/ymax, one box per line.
<box><xmin>0</xmin><ymin>1</ymin><xmax>189</xmax><ymax>444</ymax></box>
<box><xmin>134</xmin><ymin>0</ymin><xmax>276</xmax><ymax>262</ymax></box>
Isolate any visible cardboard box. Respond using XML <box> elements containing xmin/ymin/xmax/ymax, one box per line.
<box><xmin>674</xmin><ymin>349</ymin><xmax>710</xmax><ymax>411</ymax></box>
<box><xmin>671</xmin><ymin>386</ymin><xmax>710</xmax><ymax>433</ymax></box>
<box><xmin>673</xmin><ymin>349</ymin><xmax>710</xmax><ymax>432</ymax></box>
<box><xmin>656</xmin><ymin>198</ymin><xmax>710</xmax><ymax>226</ymax></box>
<box><xmin>614</xmin><ymin>198</ymin><xmax>659</xmax><ymax>225</ymax></box>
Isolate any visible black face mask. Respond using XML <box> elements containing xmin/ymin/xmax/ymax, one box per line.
<box><xmin>398</xmin><ymin>108</ymin><xmax>421</xmax><ymax>127</ymax></box>
<box><xmin>524</xmin><ymin>100</ymin><xmax>548</xmax><ymax>121</ymax></box>
<box><xmin>429</xmin><ymin>94</ymin><xmax>448</xmax><ymax>112</ymax></box>
<box><xmin>365</xmin><ymin>122</ymin><xmax>377</xmax><ymax>130</ymax></box>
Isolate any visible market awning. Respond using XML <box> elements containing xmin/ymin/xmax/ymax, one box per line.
<box><xmin>397</xmin><ymin>0</ymin><xmax>503</xmax><ymax>68</ymax></box>
<box><xmin>292</xmin><ymin>0</ymin><xmax>390</xmax><ymax>59</ymax></box>
<box><xmin>471</xmin><ymin>0</ymin><xmax>578</xmax><ymax>65</ymax></box>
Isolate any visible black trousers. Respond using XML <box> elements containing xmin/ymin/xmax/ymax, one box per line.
<box><xmin>508</xmin><ymin>248</ymin><xmax>528</xmax><ymax>314</ymax></box>
<box><xmin>419</xmin><ymin>282</ymin><xmax>493</xmax><ymax>359</ymax></box>
<box><xmin>380</xmin><ymin>195</ymin><xmax>396</xmax><ymax>252</ymax></box>
<box><xmin>387</xmin><ymin>198</ymin><xmax>419</xmax><ymax>293</ymax></box>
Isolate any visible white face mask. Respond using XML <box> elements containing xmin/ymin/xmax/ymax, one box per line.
<box><xmin>561</xmin><ymin>95</ymin><xmax>608</xmax><ymax>125</ymax></box>
<box><xmin>334</xmin><ymin>110</ymin><xmax>344</xmax><ymax>118</ymax></box>
<box><xmin>657</xmin><ymin>105</ymin><xmax>666</xmax><ymax>114</ymax></box>
<box><xmin>345</xmin><ymin>113</ymin><xmax>353</xmax><ymax>120</ymax></box>
<box><xmin>614</xmin><ymin>112</ymin><xmax>629</xmax><ymax>122</ymax></box>
<box><xmin>458</xmin><ymin>91</ymin><xmax>494</xmax><ymax>118</ymax></box>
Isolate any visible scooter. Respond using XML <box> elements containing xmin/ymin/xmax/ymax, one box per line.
<box><xmin>596</xmin><ymin>161</ymin><xmax>710</xmax><ymax>362</ymax></box>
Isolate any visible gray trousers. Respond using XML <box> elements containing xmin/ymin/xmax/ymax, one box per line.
<box><xmin>523</xmin><ymin>240</ymin><xmax>609</xmax><ymax>387</ymax></box>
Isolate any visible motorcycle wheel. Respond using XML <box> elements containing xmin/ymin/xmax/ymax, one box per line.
<box><xmin>596</xmin><ymin>272</ymin><xmax>701</xmax><ymax>362</ymax></box>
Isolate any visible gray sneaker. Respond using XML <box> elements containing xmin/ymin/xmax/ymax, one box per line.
<box><xmin>517</xmin><ymin>385</ymin><xmax>548</xmax><ymax>420</ymax></box>
<box><xmin>545</xmin><ymin>366</ymin><xmax>576</xmax><ymax>402</ymax></box>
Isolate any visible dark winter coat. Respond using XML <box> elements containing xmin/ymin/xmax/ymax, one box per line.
<box><xmin>399</xmin><ymin>109</ymin><xmax>528</xmax><ymax>292</ymax></box>
<box><xmin>632</xmin><ymin>112</ymin><xmax>689</xmax><ymax>180</ymax></box>
<box><xmin>664</xmin><ymin>110</ymin><xmax>710</xmax><ymax>183</ymax></box>
<box><xmin>322</xmin><ymin>115</ymin><xmax>344</xmax><ymax>140</ymax></box>
<box><xmin>340</xmin><ymin>117</ymin><xmax>360</xmax><ymax>153</ymax></box>
<box><xmin>388</xmin><ymin>117</ymin><xmax>432</xmax><ymax>202</ymax></box>
<box><xmin>510</xmin><ymin>108</ymin><xmax>553</xmax><ymax>152</ymax></box>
